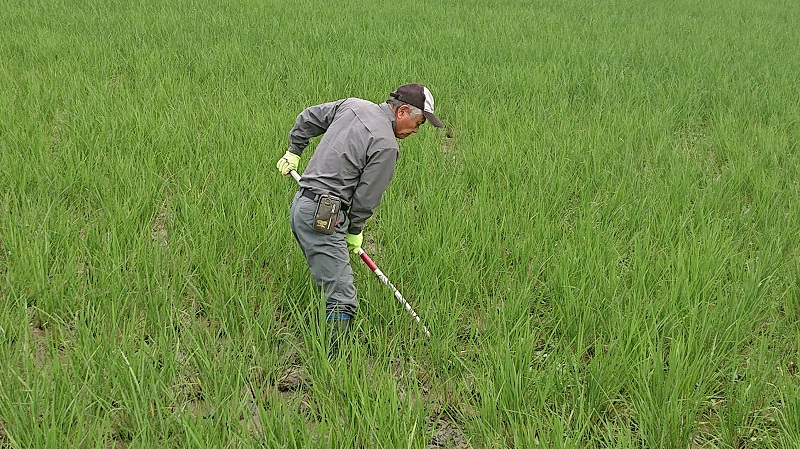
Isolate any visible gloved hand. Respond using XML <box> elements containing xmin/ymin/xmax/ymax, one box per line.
<box><xmin>345</xmin><ymin>232</ymin><xmax>363</xmax><ymax>255</ymax></box>
<box><xmin>276</xmin><ymin>151</ymin><xmax>300</xmax><ymax>177</ymax></box>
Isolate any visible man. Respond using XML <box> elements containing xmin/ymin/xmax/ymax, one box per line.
<box><xmin>276</xmin><ymin>83</ymin><xmax>443</xmax><ymax>354</ymax></box>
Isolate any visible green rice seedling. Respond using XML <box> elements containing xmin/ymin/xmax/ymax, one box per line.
<box><xmin>2</xmin><ymin>0</ymin><xmax>800</xmax><ymax>447</ymax></box>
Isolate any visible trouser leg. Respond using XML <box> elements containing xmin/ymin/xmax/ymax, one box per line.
<box><xmin>328</xmin><ymin>317</ymin><xmax>351</xmax><ymax>359</ymax></box>
<box><xmin>289</xmin><ymin>192</ymin><xmax>358</xmax><ymax>318</ymax></box>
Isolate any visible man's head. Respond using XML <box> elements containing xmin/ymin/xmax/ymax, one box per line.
<box><xmin>388</xmin><ymin>83</ymin><xmax>443</xmax><ymax>139</ymax></box>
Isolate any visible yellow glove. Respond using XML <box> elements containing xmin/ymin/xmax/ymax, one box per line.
<box><xmin>276</xmin><ymin>151</ymin><xmax>300</xmax><ymax>176</ymax></box>
<box><xmin>345</xmin><ymin>232</ymin><xmax>363</xmax><ymax>255</ymax></box>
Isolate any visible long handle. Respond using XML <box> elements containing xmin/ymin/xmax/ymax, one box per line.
<box><xmin>357</xmin><ymin>248</ymin><xmax>431</xmax><ymax>338</ymax></box>
<box><xmin>287</xmin><ymin>169</ymin><xmax>431</xmax><ymax>338</ymax></box>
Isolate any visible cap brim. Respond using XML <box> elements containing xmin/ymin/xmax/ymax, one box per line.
<box><xmin>423</xmin><ymin>111</ymin><xmax>443</xmax><ymax>128</ymax></box>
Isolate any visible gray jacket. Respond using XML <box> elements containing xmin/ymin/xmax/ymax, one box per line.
<box><xmin>288</xmin><ymin>98</ymin><xmax>399</xmax><ymax>235</ymax></box>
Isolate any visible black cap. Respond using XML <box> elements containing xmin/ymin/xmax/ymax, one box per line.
<box><xmin>390</xmin><ymin>83</ymin><xmax>443</xmax><ymax>128</ymax></box>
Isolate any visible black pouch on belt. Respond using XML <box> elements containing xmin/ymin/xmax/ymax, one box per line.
<box><xmin>312</xmin><ymin>194</ymin><xmax>342</xmax><ymax>235</ymax></box>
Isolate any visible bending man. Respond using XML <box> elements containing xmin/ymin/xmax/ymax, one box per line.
<box><xmin>276</xmin><ymin>83</ymin><xmax>443</xmax><ymax>353</ymax></box>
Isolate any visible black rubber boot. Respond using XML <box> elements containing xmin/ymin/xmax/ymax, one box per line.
<box><xmin>328</xmin><ymin>318</ymin><xmax>351</xmax><ymax>360</ymax></box>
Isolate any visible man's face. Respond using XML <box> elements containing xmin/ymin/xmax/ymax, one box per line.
<box><xmin>394</xmin><ymin>105</ymin><xmax>426</xmax><ymax>139</ymax></box>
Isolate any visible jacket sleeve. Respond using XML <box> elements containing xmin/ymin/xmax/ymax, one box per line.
<box><xmin>288</xmin><ymin>100</ymin><xmax>345</xmax><ymax>155</ymax></box>
<box><xmin>347</xmin><ymin>146</ymin><xmax>399</xmax><ymax>235</ymax></box>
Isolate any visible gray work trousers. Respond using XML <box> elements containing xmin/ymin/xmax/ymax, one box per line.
<box><xmin>289</xmin><ymin>191</ymin><xmax>357</xmax><ymax>318</ymax></box>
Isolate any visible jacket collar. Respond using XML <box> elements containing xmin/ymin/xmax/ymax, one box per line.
<box><xmin>379</xmin><ymin>102</ymin><xmax>396</xmax><ymax>130</ymax></box>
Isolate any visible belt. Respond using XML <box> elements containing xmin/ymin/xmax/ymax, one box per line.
<box><xmin>299</xmin><ymin>188</ymin><xmax>318</xmax><ymax>202</ymax></box>
<box><xmin>299</xmin><ymin>188</ymin><xmax>351</xmax><ymax>212</ymax></box>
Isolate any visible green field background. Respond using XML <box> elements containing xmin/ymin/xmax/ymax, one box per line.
<box><xmin>1</xmin><ymin>0</ymin><xmax>799</xmax><ymax>447</ymax></box>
